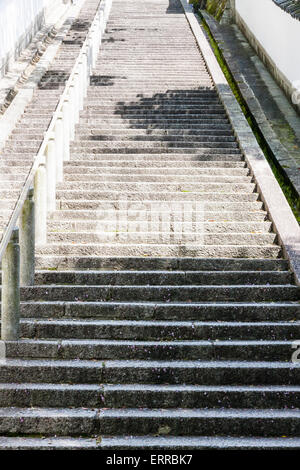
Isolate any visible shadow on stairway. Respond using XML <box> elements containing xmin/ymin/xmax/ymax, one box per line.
<box><xmin>37</xmin><ymin>70</ymin><xmax>69</xmax><ymax>89</ymax></box>
<box><xmin>166</xmin><ymin>0</ymin><xmax>184</xmax><ymax>13</ymax></box>
<box><xmin>90</xmin><ymin>74</ymin><xmax>127</xmax><ymax>87</ymax></box>
<box><xmin>111</xmin><ymin>88</ymin><xmax>219</xmax><ymax>133</ymax></box>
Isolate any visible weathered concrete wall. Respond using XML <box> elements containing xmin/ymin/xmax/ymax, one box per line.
<box><xmin>0</xmin><ymin>0</ymin><xmax>69</xmax><ymax>78</ymax></box>
<box><xmin>235</xmin><ymin>0</ymin><xmax>300</xmax><ymax>111</ymax></box>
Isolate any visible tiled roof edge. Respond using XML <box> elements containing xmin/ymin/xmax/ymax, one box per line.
<box><xmin>272</xmin><ymin>0</ymin><xmax>300</xmax><ymax>20</ymax></box>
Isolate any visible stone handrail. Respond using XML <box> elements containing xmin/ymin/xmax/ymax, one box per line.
<box><xmin>0</xmin><ymin>0</ymin><xmax>113</xmax><ymax>341</ymax></box>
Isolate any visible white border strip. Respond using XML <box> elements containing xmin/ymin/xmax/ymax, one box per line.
<box><xmin>180</xmin><ymin>0</ymin><xmax>300</xmax><ymax>285</ymax></box>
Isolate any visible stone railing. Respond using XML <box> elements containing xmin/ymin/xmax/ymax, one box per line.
<box><xmin>0</xmin><ymin>0</ymin><xmax>113</xmax><ymax>341</ymax></box>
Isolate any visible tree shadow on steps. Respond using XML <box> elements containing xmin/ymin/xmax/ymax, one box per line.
<box><xmin>166</xmin><ymin>0</ymin><xmax>184</xmax><ymax>13</ymax></box>
<box><xmin>111</xmin><ymin>87</ymin><xmax>225</xmax><ymax>136</ymax></box>
<box><xmin>90</xmin><ymin>75</ymin><xmax>128</xmax><ymax>87</ymax></box>
<box><xmin>88</xmin><ymin>87</ymin><xmax>242</xmax><ymax>158</ymax></box>
<box><xmin>102</xmin><ymin>37</ymin><xmax>126</xmax><ymax>44</ymax></box>
<box><xmin>38</xmin><ymin>70</ymin><xmax>69</xmax><ymax>90</ymax></box>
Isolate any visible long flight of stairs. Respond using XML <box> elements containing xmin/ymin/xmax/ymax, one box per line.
<box><xmin>1</xmin><ymin>0</ymin><xmax>300</xmax><ymax>449</ymax></box>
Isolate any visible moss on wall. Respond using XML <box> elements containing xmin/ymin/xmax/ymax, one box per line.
<box><xmin>191</xmin><ymin>0</ymin><xmax>227</xmax><ymax>21</ymax></box>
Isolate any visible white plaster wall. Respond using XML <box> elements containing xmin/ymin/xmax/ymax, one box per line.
<box><xmin>236</xmin><ymin>0</ymin><xmax>300</xmax><ymax>84</ymax></box>
<box><xmin>0</xmin><ymin>0</ymin><xmax>45</xmax><ymax>60</ymax></box>
<box><xmin>0</xmin><ymin>0</ymin><xmax>67</xmax><ymax>74</ymax></box>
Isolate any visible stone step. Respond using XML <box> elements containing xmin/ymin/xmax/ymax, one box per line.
<box><xmin>47</xmin><ymin>221</ymin><xmax>271</xmax><ymax>233</ymax></box>
<box><xmin>18</xmin><ymin>285</ymin><xmax>298</xmax><ymax>302</ymax></box>
<box><xmin>46</xmin><ymin>232</ymin><xmax>277</xmax><ymax>246</ymax></box>
<box><xmin>36</xmin><ymin>244</ymin><xmax>281</xmax><ymax>258</ymax></box>
<box><xmin>54</xmin><ymin>192</ymin><xmax>259</xmax><ymax>203</ymax></box>
<box><xmin>63</xmin><ymin>161</ymin><xmax>247</xmax><ymax>169</ymax></box>
<box><xmin>77</xmin><ymin>127</ymin><xmax>234</xmax><ymax>135</ymax></box>
<box><xmin>55</xmin><ymin>196</ymin><xmax>260</xmax><ymax>206</ymax></box>
<box><xmin>72</xmin><ymin>134</ymin><xmax>236</xmax><ymax>143</ymax></box>
<box><xmin>0</xmin><ymin>408</ymin><xmax>97</xmax><ymax>436</ymax></box>
<box><xmin>65</xmin><ymin>153</ymin><xmax>243</xmax><ymax>162</ymax></box>
<box><xmin>31</xmin><ymin>269</ymin><xmax>289</xmax><ymax>286</ymax></box>
<box><xmin>69</xmin><ymin>143</ymin><xmax>239</xmax><ymax>152</ymax></box>
<box><xmin>78</xmin><ymin>112</ymin><xmax>227</xmax><ymax>119</ymax></box>
<box><xmin>0</xmin><ymin>383</ymin><xmax>300</xmax><ymax>409</ymax></box>
<box><xmin>1</xmin><ymin>359</ymin><xmax>299</xmax><ymax>385</ymax></box>
<box><xmin>18</xmin><ymin>319</ymin><xmax>300</xmax><ymax>341</ymax></box>
<box><xmin>0</xmin><ymin>406</ymin><xmax>299</xmax><ymax>437</ymax></box>
<box><xmin>62</xmin><ymin>174</ymin><xmax>251</xmax><ymax>183</ymax></box>
<box><xmin>4</xmin><ymin>339</ymin><xmax>298</xmax><ymax>361</ymax></box>
<box><xmin>55</xmin><ymin>200</ymin><xmax>264</xmax><ymax>212</ymax></box>
<box><xmin>82</xmin><ymin>80</ymin><xmax>212</xmax><ymax>85</ymax></box>
<box><xmin>14</xmin><ymin>127</ymin><xmax>234</xmax><ymax>138</ymax></box>
<box><xmin>76</xmin><ymin>121</ymin><xmax>231</xmax><ymax>128</ymax></box>
<box><xmin>49</xmin><ymin>209</ymin><xmax>267</xmax><ymax>222</ymax></box>
<box><xmin>0</xmin><ymin>162</ymin><xmax>32</xmax><ymax>169</ymax></box>
<box><xmin>4</xmin><ymin>146</ymin><xmax>242</xmax><ymax>155</ymax></box>
<box><xmin>34</xmin><ymin>256</ymin><xmax>288</xmax><ymax>271</ymax></box>
<box><xmin>76</xmin><ymin>408</ymin><xmax>300</xmax><ymax>437</ymax></box>
<box><xmin>83</xmin><ymin>105</ymin><xmax>226</xmax><ymax>112</ymax></box>
<box><xmin>84</xmin><ymin>98</ymin><xmax>221</xmax><ymax>105</ymax></box>
<box><xmin>19</xmin><ymin>301</ymin><xmax>300</xmax><ymax>322</ymax></box>
<box><xmin>55</xmin><ymin>182</ymin><xmax>255</xmax><ymax>192</ymax></box>
<box><xmin>0</xmin><ymin>201</ymin><xmax>18</xmax><ymax>210</ymax></box>
<box><xmin>2</xmin><ymin>435</ymin><xmax>298</xmax><ymax>450</ymax></box>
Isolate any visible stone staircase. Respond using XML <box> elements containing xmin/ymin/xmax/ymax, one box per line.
<box><xmin>0</xmin><ymin>0</ymin><xmax>300</xmax><ymax>449</ymax></box>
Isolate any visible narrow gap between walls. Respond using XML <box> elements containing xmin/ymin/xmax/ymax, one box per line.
<box><xmin>198</xmin><ymin>11</ymin><xmax>300</xmax><ymax>224</ymax></box>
